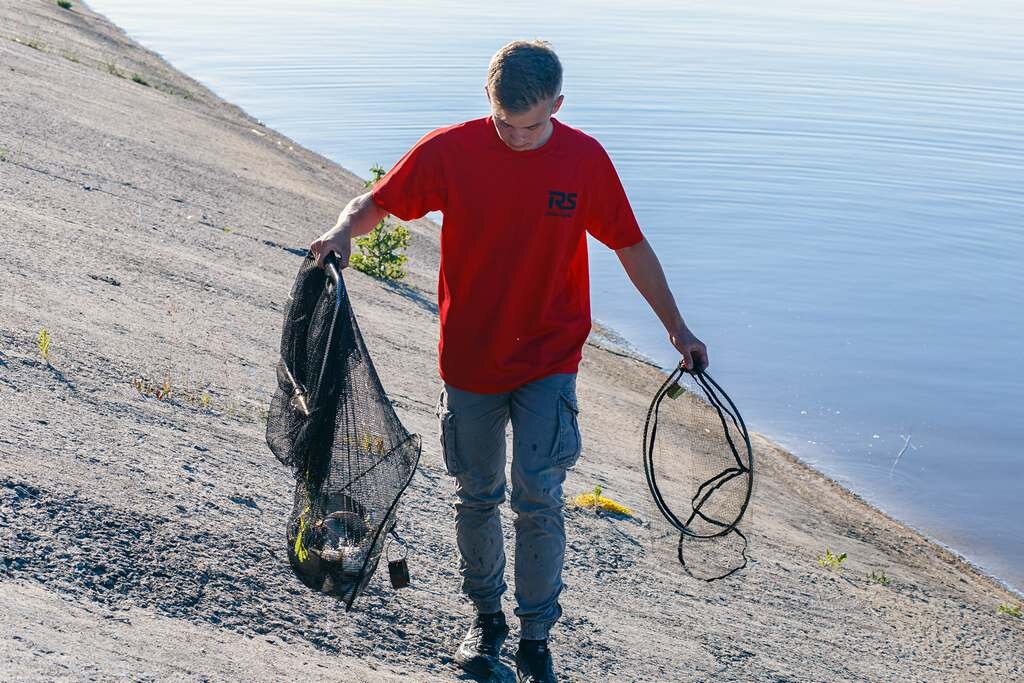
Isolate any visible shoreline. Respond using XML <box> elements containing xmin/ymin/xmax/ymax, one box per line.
<box><xmin>1</xmin><ymin>1</ymin><xmax>1020</xmax><ymax>679</ymax></box>
<box><xmin>590</xmin><ymin>315</ymin><xmax>1022</xmax><ymax>599</ymax></box>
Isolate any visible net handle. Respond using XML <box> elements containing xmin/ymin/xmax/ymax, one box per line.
<box><xmin>323</xmin><ymin>251</ymin><xmax>342</xmax><ymax>287</ymax></box>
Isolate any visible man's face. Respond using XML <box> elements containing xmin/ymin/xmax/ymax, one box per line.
<box><xmin>488</xmin><ymin>93</ymin><xmax>564</xmax><ymax>151</ymax></box>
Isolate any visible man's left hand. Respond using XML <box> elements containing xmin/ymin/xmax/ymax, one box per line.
<box><xmin>669</xmin><ymin>325</ymin><xmax>709</xmax><ymax>373</ymax></box>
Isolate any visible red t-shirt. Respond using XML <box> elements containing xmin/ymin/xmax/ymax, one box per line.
<box><xmin>371</xmin><ymin>115</ymin><xmax>643</xmax><ymax>393</ymax></box>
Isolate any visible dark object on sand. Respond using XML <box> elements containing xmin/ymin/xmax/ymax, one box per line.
<box><xmin>266</xmin><ymin>253</ymin><xmax>420</xmax><ymax>608</ymax></box>
<box><xmin>643</xmin><ymin>361</ymin><xmax>754</xmax><ymax>581</ymax></box>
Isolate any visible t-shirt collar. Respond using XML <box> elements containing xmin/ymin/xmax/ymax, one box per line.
<box><xmin>486</xmin><ymin>115</ymin><xmax>562</xmax><ymax>156</ymax></box>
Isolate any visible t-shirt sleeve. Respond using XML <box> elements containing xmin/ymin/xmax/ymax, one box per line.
<box><xmin>584</xmin><ymin>143</ymin><xmax>644</xmax><ymax>249</ymax></box>
<box><xmin>371</xmin><ymin>131</ymin><xmax>447</xmax><ymax>221</ymax></box>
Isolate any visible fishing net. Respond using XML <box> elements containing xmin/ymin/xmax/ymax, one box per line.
<box><xmin>643</xmin><ymin>362</ymin><xmax>754</xmax><ymax>581</ymax></box>
<box><xmin>266</xmin><ymin>253</ymin><xmax>420</xmax><ymax>608</ymax></box>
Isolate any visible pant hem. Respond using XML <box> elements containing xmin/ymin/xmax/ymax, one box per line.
<box><xmin>473</xmin><ymin>599</ymin><xmax>503</xmax><ymax>615</ymax></box>
<box><xmin>519</xmin><ymin>620</ymin><xmax>553</xmax><ymax>641</ymax></box>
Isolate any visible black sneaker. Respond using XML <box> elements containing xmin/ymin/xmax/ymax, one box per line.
<box><xmin>454</xmin><ymin>611</ymin><xmax>509</xmax><ymax>679</ymax></box>
<box><xmin>515</xmin><ymin>639</ymin><xmax>557</xmax><ymax>683</ymax></box>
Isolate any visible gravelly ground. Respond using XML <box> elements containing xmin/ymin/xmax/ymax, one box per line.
<box><xmin>1</xmin><ymin>1</ymin><xmax>1021</xmax><ymax>681</ymax></box>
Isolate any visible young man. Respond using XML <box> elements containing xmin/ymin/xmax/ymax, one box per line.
<box><xmin>310</xmin><ymin>40</ymin><xmax>708</xmax><ymax>683</ymax></box>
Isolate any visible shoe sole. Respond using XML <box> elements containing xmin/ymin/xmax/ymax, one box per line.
<box><xmin>456</xmin><ymin>653</ymin><xmax>502</xmax><ymax>677</ymax></box>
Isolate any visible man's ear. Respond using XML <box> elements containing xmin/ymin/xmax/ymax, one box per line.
<box><xmin>550</xmin><ymin>94</ymin><xmax>564</xmax><ymax>115</ymax></box>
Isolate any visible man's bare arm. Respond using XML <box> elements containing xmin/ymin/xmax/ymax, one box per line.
<box><xmin>615</xmin><ymin>237</ymin><xmax>709</xmax><ymax>371</ymax></box>
<box><xmin>309</xmin><ymin>191</ymin><xmax>389</xmax><ymax>267</ymax></box>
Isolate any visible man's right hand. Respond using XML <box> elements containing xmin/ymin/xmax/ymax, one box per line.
<box><xmin>309</xmin><ymin>227</ymin><xmax>351</xmax><ymax>269</ymax></box>
<box><xmin>309</xmin><ymin>191</ymin><xmax>389</xmax><ymax>269</ymax></box>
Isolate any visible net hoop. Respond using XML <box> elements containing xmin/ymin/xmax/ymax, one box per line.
<box><xmin>642</xmin><ymin>361</ymin><xmax>754</xmax><ymax>540</ymax></box>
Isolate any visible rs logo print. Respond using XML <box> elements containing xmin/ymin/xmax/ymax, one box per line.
<box><xmin>547</xmin><ymin>190</ymin><xmax>578</xmax><ymax>210</ymax></box>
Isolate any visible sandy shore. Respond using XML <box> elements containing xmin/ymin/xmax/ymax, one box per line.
<box><xmin>1</xmin><ymin>1</ymin><xmax>1021</xmax><ymax>680</ymax></box>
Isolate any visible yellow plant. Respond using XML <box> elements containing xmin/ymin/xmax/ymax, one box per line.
<box><xmin>294</xmin><ymin>509</ymin><xmax>310</xmax><ymax>562</ymax></box>
<box><xmin>571</xmin><ymin>485</ymin><xmax>634</xmax><ymax>517</ymax></box>
<box><xmin>36</xmin><ymin>328</ymin><xmax>51</xmax><ymax>362</ymax></box>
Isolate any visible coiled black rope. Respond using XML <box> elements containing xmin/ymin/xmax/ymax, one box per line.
<box><xmin>643</xmin><ymin>360</ymin><xmax>754</xmax><ymax>581</ymax></box>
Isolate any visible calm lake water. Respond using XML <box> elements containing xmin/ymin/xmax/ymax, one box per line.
<box><xmin>86</xmin><ymin>0</ymin><xmax>1023</xmax><ymax>593</ymax></box>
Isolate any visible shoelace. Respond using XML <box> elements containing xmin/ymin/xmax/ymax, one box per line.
<box><xmin>468</xmin><ymin>618</ymin><xmax>506</xmax><ymax>654</ymax></box>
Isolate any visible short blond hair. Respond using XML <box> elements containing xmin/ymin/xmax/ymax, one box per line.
<box><xmin>486</xmin><ymin>40</ymin><xmax>562</xmax><ymax>113</ymax></box>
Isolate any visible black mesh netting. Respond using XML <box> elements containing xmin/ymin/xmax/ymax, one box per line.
<box><xmin>643</xmin><ymin>363</ymin><xmax>754</xmax><ymax>581</ymax></box>
<box><xmin>266</xmin><ymin>253</ymin><xmax>420</xmax><ymax>608</ymax></box>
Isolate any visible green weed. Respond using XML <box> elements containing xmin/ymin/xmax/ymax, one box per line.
<box><xmin>998</xmin><ymin>603</ymin><xmax>1022</xmax><ymax>618</ymax></box>
<box><xmin>818</xmin><ymin>546</ymin><xmax>847</xmax><ymax>570</ymax></box>
<box><xmin>106</xmin><ymin>62</ymin><xmax>126</xmax><ymax>79</ymax></box>
<box><xmin>363</xmin><ymin>164</ymin><xmax>387</xmax><ymax>189</ymax></box>
<box><xmin>36</xmin><ymin>328</ymin><xmax>51</xmax><ymax>363</ymax></box>
<box><xmin>131</xmin><ymin>73</ymin><xmax>150</xmax><ymax>87</ymax></box>
<box><xmin>350</xmin><ymin>164</ymin><xmax>411</xmax><ymax>280</ymax></box>
<box><xmin>867</xmin><ymin>570</ymin><xmax>891</xmax><ymax>586</ymax></box>
<box><xmin>350</xmin><ymin>221</ymin><xmax>411</xmax><ymax>281</ymax></box>
<box><xmin>57</xmin><ymin>0</ymin><xmax>73</xmax><ymax>9</ymax></box>
<box><xmin>62</xmin><ymin>52</ymin><xmax>79</xmax><ymax>63</ymax></box>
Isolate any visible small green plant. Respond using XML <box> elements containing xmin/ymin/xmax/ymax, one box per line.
<box><xmin>350</xmin><ymin>165</ymin><xmax>411</xmax><ymax>281</ymax></box>
<box><xmin>221</xmin><ymin>226</ymin><xmax>233</xmax><ymax>234</ymax></box>
<box><xmin>131</xmin><ymin>73</ymin><xmax>150</xmax><ymax>87</ymax></box>
<box><xmin>62</xmin><ymin>52</ymin><xmax>79</xmax><ymax>63</ymax></box>
<box><xmin>350</xmin><ymin>222</ymin><xmax>411</xmax><ymax>281</ymax></box>
<box><xmin>106</xmin><ymin>62</ymin><xmax>126</xmax><ymax>79</ymax></box>
<box><xmin>57</xmin><ymin>0</ymin><xmax>73</xmax><ymax>9</ymax></box>
<box><xmin>998</xmin><ymin>603</ymin><xmax>1022</xmax><ymax>618</ymax></box>
<box><xmin>0</xmin><ymin>148</ymin><xmax>8</xmax><ymax>162</ymax></box>
<box><xmin>867</xmin><ymin>570</ymin><xmax>891</xmax><ymax>586</ymax></box>
<box><xmin>817</xmin><ymin>546</ymin><xmax>847</xmax><ymax>570</ymax></box>
<box><xmin>36</xmin><ymin>328</ymin><xmax>52</xmax><ymax>362</ymax></box>
<box><xmin>363</xmin><ymin>164</ymin><xmax>387</xmax><ymax>189</ymax></box>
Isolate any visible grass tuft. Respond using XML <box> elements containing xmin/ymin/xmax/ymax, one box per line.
<box><xmin>998</xmin><ymin>603</ymin><xmax>1022</xmax><ymax>618</ymax></box>
<box><xmin>818</xmin><ymin>546</ymin><xmax>847</xmax><ymax>570</ymax></box>
<box><xmin>129</xmin><ymin>374</ymin><xmax>267</xmax><ymax>424</ymax></box>
<box><xmin>106</xmin><ymin>62</ymin><xmax>126</xmax><ymax>79</ymax></box>
<box><xmin>57</xmin><ymin>0</ymin><xmax>73</xmax><ymax>9</ymax></box>
<box><xmin>131</xmin><ymin>73</ymin><xmax>150</xmax><ymax>87</ymax></box>
<box><xmin>867</xmin><ymin>570</ymin><xmax>891</xmax><ymax>586</ymax></box>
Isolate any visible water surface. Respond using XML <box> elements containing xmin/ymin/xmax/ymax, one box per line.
<box><xmin>87</xmin><ymin>0</ymin><xmax>1024</xmax><ymax>592</ymax></box>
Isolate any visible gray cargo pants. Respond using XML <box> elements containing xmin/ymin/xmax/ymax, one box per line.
<box><xmin>435</xmin><ymin>372</ymin><xmax>581</xmax><ymax>641</ymax></box>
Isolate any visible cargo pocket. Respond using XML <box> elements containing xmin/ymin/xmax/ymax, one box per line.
<box><xmin>555</xmin><ymin>390</ymin><xmax>582</xmax><ymax>469</ymax></box>
<box><xmin>437</xmin><ymin>389</ymin><xmax>462</xmax><ymax>476</ymax></box>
